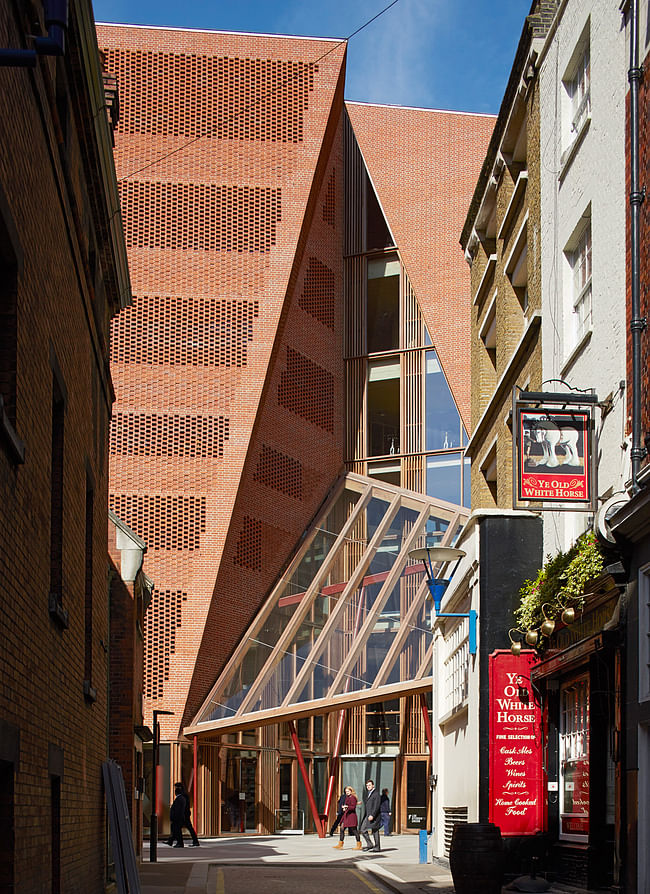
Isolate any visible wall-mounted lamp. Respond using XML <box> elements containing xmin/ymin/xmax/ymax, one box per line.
<box><xmin>408</xmin><ymin>546</ymin><xmax>477</xmax><ymax>655</ymax></box>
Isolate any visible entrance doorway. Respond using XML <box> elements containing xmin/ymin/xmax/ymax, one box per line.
<box><xmin>222</xmin><ymin>751</ymin><xmax>257</xmax><ymax>832</ymax></box>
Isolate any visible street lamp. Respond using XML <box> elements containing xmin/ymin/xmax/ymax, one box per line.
<box><xmin>150</xmin><ymin>709</ymin><xmax>174</xmax><ymax>863</ymax></box>
<box><xmin>409</xmin><ymin>544</ymin><xmax>474</xmax><ymax>861</ymax></box>
<box><xmin>408</xmin><ymin>545</ymin><xmax>476</xmax><ymax>654</ymax></box>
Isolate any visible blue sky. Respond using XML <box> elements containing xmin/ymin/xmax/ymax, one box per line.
<box><xmin>93</xmin><ymin>0</ymin><xmax>530</xmax><ymax>114</ymax></box>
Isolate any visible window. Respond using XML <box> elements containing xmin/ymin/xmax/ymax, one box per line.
<box><xmin>84</xmin><ymin>475</ymin><xmax>96</xmax><ymax>701</ymax></box>
<box><xmin>561</xmin><ymin>24</ymin><xmax>591</xmax><ymax>160</ymax></box>
<box><xmin>568</xmin><ymin>44</ymin><xmax>590</xmax><ymax>137</ymax></box>
<box><xmin>368</xmin><ymin>358</ymin><xmax>400</xmax><ymax>456</ymax></box>
<box><xmin>49</xmin><ymin>365</ymin><xmax>68</xmax><ymax>628</ymax></box>
<box><xmin>364</xmin><ymin>173</ymin><xmax>393</xmax><ymax>252</ymax></box>
<box><xmin>366</xmin><ymin>699</ymin><xmax>400</xmax><ymax>745</ymax></box>
<box><xmin>51</xmin><ymin>776</ymin><xmax>61</xmax><ymax>894</ymax></box>
<box><xmin>426</xmin><ymin>453</ymin><xmax>462</xmax><ymax>505</ymax></box>
<box><xmin>566</xmin><ymin>217</ymin><xmax>592</xmax><ymax>351</ymax></box>
<box><xmin>640</xmin><ymin>566</ymin><xmax>650</xmax><ymax>703</ymax></box>
<box><xmin>559</xmin><ymin>675</ymin><xmax>590</xmax><ymax>842</ymax></box>
<box><xmin>425</xmin><ymin>351</ymin><xmax>461</xmax><ymax>450</ymax></box>
<box><xmin>367</xmin><ymin>255</ymin><xmax>400</xmax><ymax>353</ymax></box>
<box><xmin>0</xmin><ymin>189</ymin><xmax>24</xmax><ymax>463</ymax></box>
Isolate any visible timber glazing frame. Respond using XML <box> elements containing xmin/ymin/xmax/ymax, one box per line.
<box><xmin>185</xmin><ymin>472</ymin><xmax>467</xmax><ymax>737</ymax></box>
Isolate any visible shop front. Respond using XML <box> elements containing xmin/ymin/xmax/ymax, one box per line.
<box><xmin>531</xmin><ymin>578</ymin><xmax>623</xmax><ymax>889</ymax></box>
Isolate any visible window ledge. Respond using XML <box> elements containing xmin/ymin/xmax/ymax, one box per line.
<box><xmin>559</xmin><ymin>117</ymin><xmax>591</xmax><ymax>183</ymax></box>
<box><xmin>438</xmin><ymin>700</ymin><xmax>468</xmax><ymax>729</ymax></box>
<box><xmin>0</xmin><ymin>397</ymin><xmax>25</xmax><ymax>464</ymax></box>
<box><xmin>83</xmin><ymin>680</ymin><xmax>98</xmax><ymax>703</ymax></box>
<box><xmin>560</xmin><ymin>328</ymin><xmax>593</xmax><ymax>377</ymax></box>
<box><xmin>48</xmin><ymin>593</ymin><xmax>69</xmax><ymax>629</ymax></box>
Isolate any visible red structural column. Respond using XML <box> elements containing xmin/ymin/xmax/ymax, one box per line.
<box><xmin>288</xmin><ymin>720</ymin><xmax>325</xmax><ymax>837</ymax></box>
<box><xmin>324</xmin><ymin>709</ymin><xmax>346</xmax><ymax>818</ymax></box>
<box><xmin>193</xmin><ymin>735</ymin><xmax>198</xmax><ymax>833</ymax></box>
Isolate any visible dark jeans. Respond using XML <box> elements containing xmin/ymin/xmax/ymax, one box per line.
<box><xmin>168</xmin><ymin>820</ymin><xmax>184</xmax><ymax>846</ymax></box>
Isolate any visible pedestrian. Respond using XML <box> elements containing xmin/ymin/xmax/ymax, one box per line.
<box><xmin>379</xmin><ymin>788</ymin><xmax>391</xmax><ymax>836</ymax></box>
<box><xmin>360</xmin><ymin>779</ymin><xmax>382</xmax><ymax>852</ymax></box>
<box><xmin>180</xmin><ymin>782</ymin><xmax>200</xmax><ymax>846</ymax></box>
<box><xmin>329</xmin><ymin>790</ymin><xmax>346</xmax><ymax>836</ymax></box>
<box><xmin>167</xmin><ymin>782</ymin><xmax>186</xmax><ymax>847</ymax></box>
<box><xmin>333</xmin><ymin>786</ymin><xmax>362</xmax><ymax>850</ymax></box>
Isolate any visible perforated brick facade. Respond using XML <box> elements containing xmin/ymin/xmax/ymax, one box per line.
<box><xmin>98</xmin><ymin>24</ymin><xmax>347</xmax><ymax>741</ymax></box>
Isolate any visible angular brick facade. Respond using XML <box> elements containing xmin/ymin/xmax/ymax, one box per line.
<box><xmin>97</xmin><ymin>24</ymin><xmax>348</xmax><ymax>742</ymax></box>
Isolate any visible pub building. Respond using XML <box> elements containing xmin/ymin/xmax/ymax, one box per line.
<box><xmin>529</xmin><ymin>570</ymin><xmax>624</xmax><ymax>890</ymax></box>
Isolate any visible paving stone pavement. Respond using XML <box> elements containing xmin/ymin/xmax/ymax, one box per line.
<box><xmin>136</xmin><ymin>834</ymin><xmax>604</xmax><ymax>894</ymax></box>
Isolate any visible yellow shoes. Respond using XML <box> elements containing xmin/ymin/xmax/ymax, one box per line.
<box><xmin>355</xmin><ymin>841</ymin><xmax>363</xmax><ymax>850</ymax></box>
<box><xmin>333</xmin><ymin>841</ymin><xmax>343</xmax><ymax>849</ymax></box>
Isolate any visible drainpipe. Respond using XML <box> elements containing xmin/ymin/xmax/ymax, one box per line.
<box><xmin>629</xmin><ymin>0</ymin><xmax>647</xmax><ymax>490</ymax></box>
<box><xmin>0</xmin><ymin>0</ymin><xmax>67</xmax><ymax>67</ymax></box>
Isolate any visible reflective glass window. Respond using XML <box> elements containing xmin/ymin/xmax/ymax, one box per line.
<box><xmin>364</xmin><ymin>174</ymin><xmax>393</xmax><ymax>251</ymax></box>
<box><xmin>426</xmin><ymin>453</ymin><xmax>462</xmax><ymax>506</ymax></box>
<box><xmin>367</xmin><ymin>256</ymin><xmax>400</xmax><ymax>353</ymax></box>
<box><xmin>368</xmin><ymin>358</ymin><xmax>400</xmax><ymax>457</ymax></box>
<box><xmin>425</xmin><ymin>351</ymin><xmax>461</xmax><ymax>450</ymax></box>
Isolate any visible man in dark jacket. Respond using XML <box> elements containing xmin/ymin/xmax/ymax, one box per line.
<box><xmin>180</xmin><ymin>782</ymin><xmax>200</xmax><ymax>846</ymax></box>
<box><xmin>168</xmin><ymin>783</ymin><xmax>187</xmax><ymax>847</ymax></box>
<box><xmin>360</xmin><ymin>779</ymin><xmax>382</xmax><ymax>852</ymax></box>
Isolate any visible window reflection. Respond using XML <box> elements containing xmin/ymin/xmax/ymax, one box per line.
<box><xmin>426</xmin><ymin>453</ymin><xmax>462</xmax><ymax>505</ymax></box>
<box><xmin>425</xmin><ymin>351</ymin><xmax>461</xmax><ymax>450</ymax></box>
<box><xmin>368</xmin><ymin>358</ymin><xmax>400</xmax><ymax>456</ymax></box>
<box><xmin>367</xmin><ymin>256</ymin><xmax>400</xmax><ymax>353</ymax></box>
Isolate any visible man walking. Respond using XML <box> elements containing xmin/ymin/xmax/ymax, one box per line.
<box><xmin>360</xmin><ymin>779</ymin><xmax>381</xmax><ymax>852</ymax></box>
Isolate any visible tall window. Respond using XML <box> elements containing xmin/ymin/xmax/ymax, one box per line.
<box><xmin>0</xmin><ymin>202</ymin><xmax>21</xmax><ymax>461</ymax></box>
<box><xmin>50</xmin><ymin>379</ymin><xmax>65</xmax><ymax>599</ymax></box>
<box><xmin>568</xmin><ymin>43</ymin><xmax>590</xmax><ymax>136</ymax></box>
<box><xmin>84</xmin><ymin>476</ymin><xmax>95</xmax><ymax>697</ymax></box>
<box><xmin>51</xmin><ymin>775</ymin><xmax>61</xmax><ymax>894</ymax></box>
<box><xmin>567</xmin><ymin>219</ymin><xmax>592</xmax><ymax>349</ymax></box>
<box><xmin>368</xmin><ymin>357</ymin><xmax>400</xmax><ymax>456</ymax></box>
<box><xmin>367</xmin><ymin>255</ymin><xmax>399</xmax><ymax>353</ymax></box>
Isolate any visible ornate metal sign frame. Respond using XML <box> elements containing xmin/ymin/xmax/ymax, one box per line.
<box><xmin>512</xmin><ymin>388</ymin><xmax>598</xmax><ymax>513</ymax></box>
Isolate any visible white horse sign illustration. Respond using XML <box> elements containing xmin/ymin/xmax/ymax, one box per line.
<box><xmin>517</xmin><ymin>408</ymin><xmax>592</xmax><ymax>505</ymax></box>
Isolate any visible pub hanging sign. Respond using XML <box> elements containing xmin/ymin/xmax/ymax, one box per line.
<box><xmin>513</xmin><ymin>387</ymin><xmax>598</xmax><ymax>512</ymax></box>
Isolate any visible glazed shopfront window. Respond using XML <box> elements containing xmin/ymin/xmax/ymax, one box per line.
<box><xmin>559</xmin><ymin>674</ymin><xmax>590</xmax><ymax>841</ymax></box>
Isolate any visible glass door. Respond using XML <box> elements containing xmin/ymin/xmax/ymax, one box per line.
<box><xmin>406</xmin><ymin>759</ymin><xmax>428</xmax><ymax>830</ymax></box>
<box><xmin>559</xmin><ymin>674</ymin><xmax>590</xmax><ymax>841</ymax></box>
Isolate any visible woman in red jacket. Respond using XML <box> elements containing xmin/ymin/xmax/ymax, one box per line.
<box><xmin>333</xmin><ymin>786</ymin><xmax>362</xmax><ymax>849</ymax></box>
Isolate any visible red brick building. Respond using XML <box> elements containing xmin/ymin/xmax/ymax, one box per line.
<box><xmin>97</xmin><ymin>23</ymin><xmax>493</xmax><ymax>836</ymax></box>
<box><xmin>109</xmin><ymin>512</ymin><xmax>153</xmax><ymax>859</ymax></box>
<box><xmin>0</xmin><ymin>0</ymin><xmax>130</xmax><ymax>889</ymax></box>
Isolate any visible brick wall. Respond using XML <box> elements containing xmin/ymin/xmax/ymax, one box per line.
<box><xmin>97</xmin><ymin>24</ymin><xmax>347</xmax><ymax>740</ymax></box>
<box><xmin>0</xmin><ymin>0</ymin><xmax>127</xmax><ymax>888</ymax></box>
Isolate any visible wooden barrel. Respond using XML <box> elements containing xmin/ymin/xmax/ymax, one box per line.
<box><xmin>449</xmin><ymin>823</ymin><xmax>504</xmax><ymax>894</ymax></box>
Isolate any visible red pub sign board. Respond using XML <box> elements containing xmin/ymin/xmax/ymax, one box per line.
<box><xmin>489</xmin><ymin>650</ymin><xmax>544</xmax><ymax>836</ymax></box>
<box><xmin>516</xmin><ymin>407</ymin><xmax>592</xmax><ymax>505</ymax></box>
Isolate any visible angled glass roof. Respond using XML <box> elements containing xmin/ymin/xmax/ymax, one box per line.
<box><xmin>185</xmin><ymin>473</ymin><xmax>468</xmax><ymax>736</ymax></box>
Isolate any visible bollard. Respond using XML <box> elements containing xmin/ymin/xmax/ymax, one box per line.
<box><xmin>418</xmin><ymin>829</ymin><xmax>428</xmax><ymax>864</ymax></box>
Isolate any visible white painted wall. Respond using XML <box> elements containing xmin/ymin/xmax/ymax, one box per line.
<box><xmin>539</xmin><ymin>0</ymin><xmax>628</xmax><ymax>554</ymax></box>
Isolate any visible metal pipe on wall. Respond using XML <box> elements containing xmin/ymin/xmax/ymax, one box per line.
<box><xmin>628</xmin><ymin>0</ymin><xmax>646</xmax><ymax>489</ymax></box>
